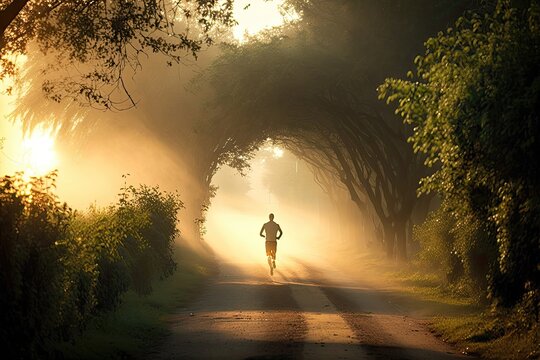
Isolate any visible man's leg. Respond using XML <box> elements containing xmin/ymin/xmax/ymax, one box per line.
<box><xmin>265</xmin><ymin>242</ymin><xmax>274</xmax><ymax>275</ymax></box>
<box><xmin>267</xmin><ymin>255</ymin><xmax>273</xmax><ymax>275</ymax></box>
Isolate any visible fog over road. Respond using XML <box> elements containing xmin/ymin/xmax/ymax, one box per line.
<box><xmin>153</xmin><ymin>257</ymin><xmax>468</xmax><ymax>360</ymax></box>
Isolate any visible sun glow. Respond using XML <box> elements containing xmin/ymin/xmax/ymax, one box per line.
<box><xmin>232</xmin><ymin>0</ymin><xmax>297</xmax><ymax>42</ymax></box>
<box><xmin>1</xmin><ymin>63</ymin><xmax>58</xmax><ymax>178</ymax></box>
<box><xmin>272</xmin><ymin>147</ymin><xmax>284</xmax><ymax>158</ymax></box>
<box><xmin>260</xmin><ymin>140</ymin><xmax>284</xmax><ymax>159</ymax></box>
<box><xmin>20</xmin><ymin>128</ymin><xmax>58</xmax><ymax>176</ymax></box>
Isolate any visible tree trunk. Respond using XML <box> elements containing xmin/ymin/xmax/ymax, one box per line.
<box><xmin>394</xmin><ymin>219</ymin><xmax>408</xmax><ymax>261</ymax></box>
<box><xmin>383</xmin><ymin>222</ymin><xmax>395</xmax><ymax>259</ymax></box>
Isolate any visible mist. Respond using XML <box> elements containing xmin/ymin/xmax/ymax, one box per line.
<box><xmin>0</xmin><ymin>39</ymin><xmax>384</xmax><ymax>268</ymax></box>
<box><xmin>205</xmin><ymin>145</ymin><xmax>371</xmax><ymax>270</ymax></box>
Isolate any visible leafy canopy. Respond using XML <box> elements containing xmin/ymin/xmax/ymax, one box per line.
<box><xmin>0</xmin><ymin>0</ymin><xmax>235</xmax><ymax>109</ymax></box>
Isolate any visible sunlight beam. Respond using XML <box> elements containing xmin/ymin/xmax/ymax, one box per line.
<box><xmin>232</xmin><ymin>0</ymin><xmax>297</xmax><ymax>42</ymax></box>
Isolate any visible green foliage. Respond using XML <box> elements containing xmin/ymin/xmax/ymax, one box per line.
<box><xmin>413</xmin><ymin>205</ymin><xmax>461</xmax><ymax>282</ymax></box>
<box><xmin>380</xmin><ymin>0</ymin><xmax>540</xmax><ymax>317</ymax></box>
<box><xmin>414</xmin><ymin>202</ymin><xmax>497</xmax><ymax>299</ymax></box>
<box><xmin>0</xmin><ymin>172</ymin><xmax>183</xmax><ymax>359</ymax></box>
<box><xmin>117</xmin><ymin>183</ymin><xmax>183</xmax><ymax>294</ymax></box>
<box><xmin>434</xmin><ymin>311</ymin><xmax>540</xmax><ymax>359</ymax></box>
<box><xmin>0</xmin><ymin>172</ymin><xmax>72</xmax><ymax>358</ymax></box>
<box><xmin>56</xmin><ymin>243</ymin><xmax>214</xmax><ymax>360</ymax></box>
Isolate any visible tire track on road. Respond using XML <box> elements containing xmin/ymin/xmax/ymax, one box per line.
<box><xmin>153</xmin><ymin>262</ymin><xmax>307</xmax><ymax>360</ymax></box>
<box><xmin>321</xmin><ymin>285</ymin><xmax>468</xmax><ymax>360</ymax></box>
<box><xmin>276</xmin><ymin>268</ymin><xmax>367</xmax><ymax>359</ymax></box>
<box><xmin>285</xmin><ymin>260</ymin><xmax>469</xmax><ymax>360</ymax></box>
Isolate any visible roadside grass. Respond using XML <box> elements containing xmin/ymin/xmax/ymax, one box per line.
<box><xmin>388</xmin><ymin>269</ymin><xmax>475</xmax><ymax>308</ymax></box>
<box><xmin>56</xmin><ymin>242</ymin><xmax>215</xmax><ymax>360</ymax></box>
<box><xmin>389</xmin><ymin>268</ymin><xmax>539</xmax><ymax>359</ymax></box>
<box><xmin>434</xmin><ymin>314</ymin><xmax>539</xmax><ymax>359</ymax></box>
<box><xmin>351</xmin><ymin>251</ymin><xmax>476</xmax><ymax>308</ymax></box>
<box><xmin>352</xmin><ymin>250</ymin><xmax>539</xmax><ymax>359</ymax></box>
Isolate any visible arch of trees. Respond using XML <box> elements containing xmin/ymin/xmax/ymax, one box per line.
<box><xmin>194</xmin><ymin>0</ymin><xmax>477</xmax><ymax>260</ymax></box>
<box><xmin>194</xmin><ymin>0</ymin><xmax>540</xmax><ymax>316</ymax></box>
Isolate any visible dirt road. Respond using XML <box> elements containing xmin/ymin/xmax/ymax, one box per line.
<box><xmin>152</xmin><ymin>257</ymin><xmax>469</xmax><ymax>360</ymax></box>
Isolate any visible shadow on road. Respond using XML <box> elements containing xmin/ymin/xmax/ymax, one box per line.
<box><xmin>153</xmin><ymin>258</ymin><xmax>470</xmax><ymax>359</ymax></box>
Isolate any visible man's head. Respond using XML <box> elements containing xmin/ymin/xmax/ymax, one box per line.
<box><xmin>269</xmin><ymin>213</ymin><xmax>274</xmax><ymax>221</ymax></box>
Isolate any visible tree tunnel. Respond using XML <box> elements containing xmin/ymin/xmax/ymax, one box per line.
<box><xmin>204</xmin><ymin>144</ymin><xmax>370</xmax><ymax>266</ymax></box>
<box><xmin>189</xmin><ymin>0</ymin><xmax>475</xmax><ymax>260</ymax></box>
<box><xmin>186</xmin><ymin>1</ymin><xmax>480</xmax><ymax>259</ymax></box>
<box><xmin>196</xmin><ymin>48</ymin><xmax>432</xmax><ymax>260</ymax></box>
<box><xmin>198</xmin><ymin>115</ymin><xmax>430</xmax><ymax>261</ymax></box>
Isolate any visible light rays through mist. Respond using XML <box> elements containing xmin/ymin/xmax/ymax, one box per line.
<box><xmin>205</xmin><ymin>147</ymin><xmax>352</xmax><ymax>267</ymax></box>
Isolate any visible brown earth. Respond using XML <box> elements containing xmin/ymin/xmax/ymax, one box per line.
<box><xmin>151</xmin><ymin>257</ymin><xmax>470</xmax><ymax>360</ymax></box>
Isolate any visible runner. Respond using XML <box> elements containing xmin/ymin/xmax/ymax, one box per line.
<box><xmin>259</xmin><ymin>213</ymin><xmax>283</xmax><ymax>276</ymax></box>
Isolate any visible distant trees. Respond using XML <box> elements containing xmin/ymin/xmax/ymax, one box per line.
<box><xmin>380</xmin><ymin>0</ymin><xmax>539</xmax><ymax>312</ymax></box>
<box><xmin>0</xmin><ymin>0</ymin><xmax>234</xmax><ymax>108</ymax></box>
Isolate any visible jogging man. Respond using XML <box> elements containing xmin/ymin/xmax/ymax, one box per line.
<box><xmin>259</xmin><ymin>213</ymin><xmax>283</xmax><ymax>275</ymax></box>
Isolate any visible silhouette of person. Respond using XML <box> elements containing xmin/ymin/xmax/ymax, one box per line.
<box><xmin>260</xmin><ymin>213</ymin><xmax>283</xmax><ymax>273</ymax></box>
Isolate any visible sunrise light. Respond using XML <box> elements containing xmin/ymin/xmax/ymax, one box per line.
<box><xmin>232</xmin><ymin>0</ymin><xmax>297</xmax><ymax>42</ymax></box>
<box><xmin>20</xmin><ymin>127</ymin><xmax>58</xmax><ymax>176</ymax></box>
<box><xmin>272</xmin><ymin>146</ymin><xmax>284</xmax><ymax>158</ymax></box>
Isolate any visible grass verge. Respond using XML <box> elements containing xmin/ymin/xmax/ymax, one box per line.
<box><xmin>351</xmin><ymin>250</ymin><xmax>539</xmax><ymax>359</ymax></box>
<box><xmin>393</xmin><ymin>270</ymin><xmax>540</xmax><ymax>359</ymax></box>
<box><xmin>56</xmin><ymin>242</ymin><xmax>216</xmax><ymax>360</ymax></box>
<box><xmin>434</xmin><ymin>314</ymin><xmax>539</xmax><ymax>359</ymax></box>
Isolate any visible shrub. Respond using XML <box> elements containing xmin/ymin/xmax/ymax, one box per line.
<box><xmin>0</xmin><ymin>173</ymin><xmax>72</xmax><ymax>358</ymax></box>
<box><xmin>414</xmin><ymin>200</ymin><xmax>497</xmax><ymax>301</ymax></box>
<box><xmin>118</xmin><ymin>184</ymin><xmax>183</xmax><ymax>294</ymax></box>
<box><xmin>0</xmin><ymin>172</ymin><xmax>183</xmax><ymax>359</ymax></box>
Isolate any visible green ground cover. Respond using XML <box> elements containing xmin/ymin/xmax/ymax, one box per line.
<box><xmin>57</xmin><ymin>243</ymin><xmax>215</xmax><ymax>360</ymax></box>
<box><xmin>358</xmin><ymin>251</ymin><xmax>539</xmax><ymax>359</ymax></box>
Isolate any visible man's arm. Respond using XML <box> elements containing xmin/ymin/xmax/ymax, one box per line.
<box><xmin>260</xmin><ymin>224</ymin><xmax>265</xmax><ymax>237</ymax></box>
<box><xmin>277</xmin><ymin>225</ymin><xmax>283</xmax><ymax>240</ymax></box>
